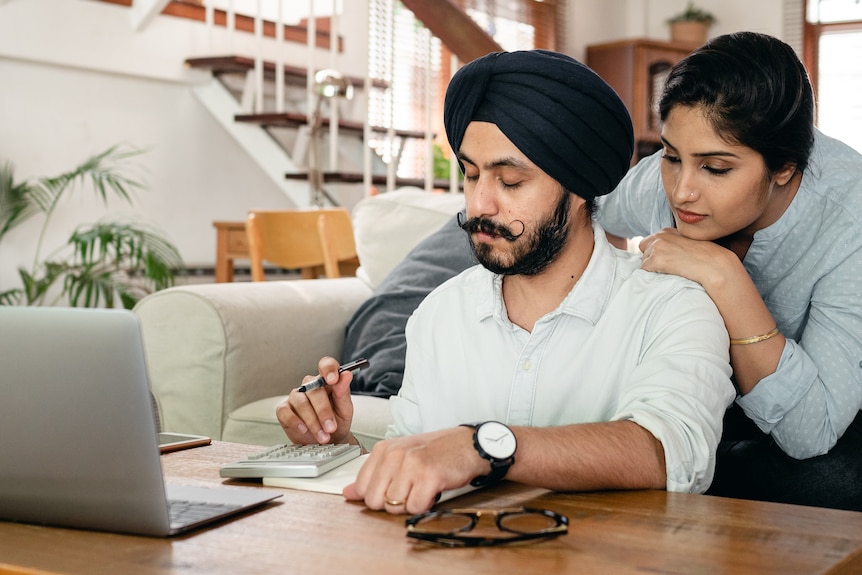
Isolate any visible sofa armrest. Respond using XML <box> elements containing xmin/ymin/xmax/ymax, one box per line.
<box><xmin>134</xmin><ymin>278</ymin><xmax>372</xmax><ymax>439</ymax></box>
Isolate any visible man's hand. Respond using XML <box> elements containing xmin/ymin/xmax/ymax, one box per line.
<box><xmin>276</xmin><ymin>356</ymin><xmax>356</xmax><ymax>445</ymax></box>
<box><xmin>343</xmin><ymin>426</ymin><xmax>486</xmax><ymax>515</ymax></box>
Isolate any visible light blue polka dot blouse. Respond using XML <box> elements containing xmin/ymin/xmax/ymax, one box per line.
<box><xmin>597</xmin><ymin>129</ymin><xmax>862</xmax><ymax>459</ymax></box>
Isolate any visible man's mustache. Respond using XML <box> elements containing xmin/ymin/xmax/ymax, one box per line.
<box><xmin>457</xmin><ymin>213</ymin><xmax>525</xmax><ymax>241</ymax></box>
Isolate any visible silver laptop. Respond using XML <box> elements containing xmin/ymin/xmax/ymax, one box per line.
<box><xmin>0</xmin><ymin>306</ymin><xmax>281</xmax><ymax>537</ymax></box>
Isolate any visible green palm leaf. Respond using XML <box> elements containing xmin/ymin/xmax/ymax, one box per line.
<box><xmin>0</xmin><ymin>161</ymin><xmax>40</xmax><ymax>243</ymax></box>
<box><xmin>65</xmin><ymin>220</ymin><xmax>183</xmax><ymax>308</ymax></box>
<box><xmin>0</xmin><ymin>146</ymin><xmax>183</xmax><ymax>309</ymax></box>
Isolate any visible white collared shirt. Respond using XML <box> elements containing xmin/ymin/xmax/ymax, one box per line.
<box><xmin>387</xmin><ymin>224</ymin><xmax>735</xmax><ymax>493</ymax></box>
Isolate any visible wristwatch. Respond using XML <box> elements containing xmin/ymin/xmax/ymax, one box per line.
<box><xmin>461</xmin><ymin>421</ymin><xmax>517</xmax><ymax>488</ymax></box>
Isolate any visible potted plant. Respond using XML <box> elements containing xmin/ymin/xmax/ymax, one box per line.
<box><xmin>0</xmin><ymin>146</ymin><xmax>183</xmax><ymax>309</ymax></box>
<box><xmin>667</xmin><ymin>2</ymin><xmax>716</xmax><ymax>46</ymax></box>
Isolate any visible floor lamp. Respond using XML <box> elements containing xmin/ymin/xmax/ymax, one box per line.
<box><xmin>308</xmin><ymin>69</ymin><xmax>354</xmax><ymax>207</ymax></box>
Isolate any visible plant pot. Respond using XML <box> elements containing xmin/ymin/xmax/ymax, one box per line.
<box><xmin>670</xmin><ymin>21</ymin><xmax>709</xmax><ymax>46</ymax></box>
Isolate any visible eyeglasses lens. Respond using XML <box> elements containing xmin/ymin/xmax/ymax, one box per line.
<box><xmin>414</xmin><ymin>513</ymin><xmax>474</xmax><ymax>534</ymax></box>
<box><xmin>499</xmin><ymin>512</ymin><xmax>560</xmax><ymax>533</ymax></box>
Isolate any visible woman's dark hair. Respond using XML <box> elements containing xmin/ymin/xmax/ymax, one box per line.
<box><xmin>658</xmin><ymin>31</ymin><xmax>815</xmax><ymax>174</ymax></box>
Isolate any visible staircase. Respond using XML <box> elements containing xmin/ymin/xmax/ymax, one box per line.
<box><xmin>106</xmin><ymin>0</ymin><xmax>507</xmax><ymax>210</ymax></box>
<box><xmin>183</xmin><ymin>59</ymin><xmax>430</xmax><ymax>209</ymax></box>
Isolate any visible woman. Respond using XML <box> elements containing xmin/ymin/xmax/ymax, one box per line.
<box><xmin>597</xmin><ymin>31</ymin><xmax>862</xmax><ymax>511</ymax></box>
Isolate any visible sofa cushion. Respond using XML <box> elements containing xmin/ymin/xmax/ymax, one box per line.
<box><xmin>343</xmin><ymin>212</ymin><xmax>476</xmax><ymax>397</ymax></box>
<box><xmin>223</xmin><ymin>394</ymin><xmax>393</xmax><ymax>449</ymax></box>
<box><xmin>352</xmin><ymin>187</ymin><xmax>465</xmax><ymax>289</ymax></box>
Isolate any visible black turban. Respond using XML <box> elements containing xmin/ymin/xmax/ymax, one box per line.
<box><xmin>443</xmin><ymin>50</ymin><xmax>634</xmax><ymax>200</ymax></box>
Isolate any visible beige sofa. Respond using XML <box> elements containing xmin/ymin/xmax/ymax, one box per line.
<box><xmin>134</xmin><ymin>189</ymin><xmax>465</xmax><ymax>449</ymax></box>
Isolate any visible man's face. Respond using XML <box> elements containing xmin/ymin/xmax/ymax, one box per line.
<box><xmin>457</xmin><ymin>121</ymin><xmax>573</xmax><ymax>276</ymax></box>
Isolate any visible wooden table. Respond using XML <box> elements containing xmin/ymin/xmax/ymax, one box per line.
<box><xmin>212</xmin><ymin>221</ymin><xmax>249</xmax><ymax>283</ymax></box>
<box><xmin>1</xmin><ymin>442</ymin><xmax>862</xmax><ymax>575</ymax></box>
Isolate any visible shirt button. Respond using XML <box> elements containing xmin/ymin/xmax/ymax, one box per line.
<box><xmin>522</xmin><ymin>359</ymin><xmax>532</xmax><ymax>371</ymax></box>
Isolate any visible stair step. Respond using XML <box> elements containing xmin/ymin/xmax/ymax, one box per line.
<box><xmin>185</xmin><ymin>56</ymin><xmax>388</xmax><ymax>89</ymax></box>
<box><xmin>235</xmin><ymin>113</ymin><xmax>430</xmax><ymax>140</ymax></box>
<box><xmin>285</xmin><ymin>171</ymin><xmax>457</xmax><ymax>190</ymax></box>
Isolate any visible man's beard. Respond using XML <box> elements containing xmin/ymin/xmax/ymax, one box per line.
<box><xmin>459</xmin><ymin>190</ymin><xmax>571</xmax><ymax>276</ymax></box>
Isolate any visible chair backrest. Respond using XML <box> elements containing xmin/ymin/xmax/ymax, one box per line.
<box><xmin>245</xmin><ymin>209</ymin><xmax>357</xmax><ymax>281</ymax></box>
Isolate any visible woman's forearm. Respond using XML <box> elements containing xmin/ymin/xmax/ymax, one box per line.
<box><xmin>700</xmin><ymin>251</ymin><xmax>785</xmax><ymax>394</ymax></box>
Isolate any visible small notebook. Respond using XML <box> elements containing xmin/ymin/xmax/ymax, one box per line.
<box><xmin>264</xmin><ymin>453</ymin><xmax>370</xmax><ymax>494</ymax></box>
<box><xmin>264</xmin><ymin>453</ymin><xmax>479</xmax><ymax>502</ymax></box>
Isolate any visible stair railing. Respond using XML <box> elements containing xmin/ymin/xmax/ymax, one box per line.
<box><xmin>195</xmin><ymin>0</ymin><xmax>451</xmax><ymax>201</ymax></box>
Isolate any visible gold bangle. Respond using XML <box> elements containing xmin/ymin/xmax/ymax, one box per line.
<box><xmin>730</xmin><ymin>327</ymin><xmax>780</xmax><ymax>346</ymax></box>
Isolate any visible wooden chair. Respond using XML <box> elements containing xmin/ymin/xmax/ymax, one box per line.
<box><xmin>245</xmin><ymin>209</ymin><xmax>359</xmax><ymax>281</ymax></box>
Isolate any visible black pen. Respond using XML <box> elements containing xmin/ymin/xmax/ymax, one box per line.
<box><xmin>296</xmin><ymin>358</ymin><xmax>370</xmax><ymax>393</ymax></box>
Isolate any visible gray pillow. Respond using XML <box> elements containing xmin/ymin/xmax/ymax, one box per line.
<box><xmin>344</xmin><ymin>212</ymin><xmax>475</xmax><ymax>397</ymax></box>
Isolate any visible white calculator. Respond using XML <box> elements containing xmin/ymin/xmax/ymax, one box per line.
<box><xmin>219</xmin><ymin>444</ymin><xmax>362</xmax><ymax>479</ymax></box>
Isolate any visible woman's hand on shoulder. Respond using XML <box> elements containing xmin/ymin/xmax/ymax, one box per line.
<box><xmin>638</xmin><ymin>228</ymin><xmax>732</xmax><ymax>289</ymax></box>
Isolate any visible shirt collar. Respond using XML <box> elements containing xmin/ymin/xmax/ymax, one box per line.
<box><xmin>475</xmin><ymin>222</ymin><xmax>617</xmax><ymax>327</ymax></box>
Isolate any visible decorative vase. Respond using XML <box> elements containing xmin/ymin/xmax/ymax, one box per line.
<box><xmin>670</xmin><ymin>21</ymin><xmax>709</xmax><ymax>46</ymax></box>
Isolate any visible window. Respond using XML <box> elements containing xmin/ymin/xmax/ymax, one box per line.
<box><xmin>805</xmin><ymin>0</ymin><xmax>862</xmax><ymax>152</ymax></box>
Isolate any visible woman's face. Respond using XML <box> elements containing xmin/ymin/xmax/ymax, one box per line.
<box><xmin>659</xmin><ymin>105</ymin><xmax>796</xmax><ymax>241</ymax></box>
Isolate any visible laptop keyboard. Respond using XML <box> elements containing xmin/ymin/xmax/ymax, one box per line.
<box><xmin>168</xmin><ymin>499</ymin><xmax>243</xmax><ymax>529</ymax></box>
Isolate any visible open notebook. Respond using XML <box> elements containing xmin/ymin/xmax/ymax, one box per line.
<box><xmin>0</xmin><ymin>306</ymin><xmax>281</xmax><ymax>537</ymax></box>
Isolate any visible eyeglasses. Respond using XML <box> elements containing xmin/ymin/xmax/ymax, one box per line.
<box><xmin>405</xmin><ymin>507</ymin><xmax>568</xmax><ymax>547</ymax></box>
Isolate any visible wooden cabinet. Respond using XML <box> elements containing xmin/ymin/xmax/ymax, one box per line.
<box><xmin>586</xmin><ymin>39</ymin><xmax>692</xmax><ymax>164</ymax></box>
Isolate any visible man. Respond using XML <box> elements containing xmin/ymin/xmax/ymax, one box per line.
<box><xmin>277</xmin><ymin>50</ymin><xmax>734</xmax><ymax>515</ymax></box>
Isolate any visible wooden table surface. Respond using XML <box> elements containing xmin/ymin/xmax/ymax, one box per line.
<box><xmin>1</xmin><ymin>441</ymin><xmax>861</xmax><ymax>575</ymax></box>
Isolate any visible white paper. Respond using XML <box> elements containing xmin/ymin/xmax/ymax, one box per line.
<box><xmin>263</xmin><ymin>453</ymin><xmax>368</xmax><ymax>494</ymax></box>
<box><xmin>262</xmin><ymin>453</ymin><xmax>479</xmax><ymax>503</ymax></box>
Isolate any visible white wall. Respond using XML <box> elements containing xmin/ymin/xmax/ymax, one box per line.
<box><xmin>0</xmin><ymin>0</ymin><xmax>787</xmax><ymax>292</ymax></box>
<box><xmin>0</xmin><ymin>57</ymin><xmax>290</xmax><ymax>276</ymax></box>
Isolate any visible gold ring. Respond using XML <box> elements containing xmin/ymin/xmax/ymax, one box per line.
<box><xmin>384</xmin><ymin>497</ymin><xmax>404</xmax><ymax>506</ymax></box>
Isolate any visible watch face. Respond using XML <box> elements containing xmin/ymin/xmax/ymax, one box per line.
<box><xmin>476</xmin><ymin>421</ymin><xmax>516</xmax><ymax>460</ymax></box>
